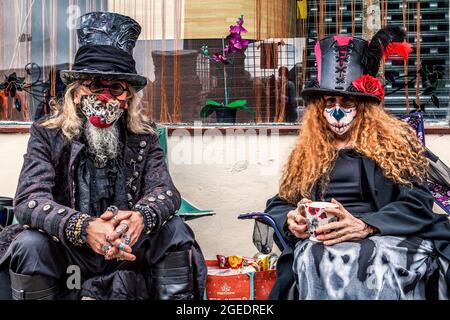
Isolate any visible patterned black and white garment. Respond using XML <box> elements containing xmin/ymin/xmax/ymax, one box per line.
<box><xmin>293</xmin><ymin>236</ymin><xmax>449</xmax><ymax>300</ymax></box>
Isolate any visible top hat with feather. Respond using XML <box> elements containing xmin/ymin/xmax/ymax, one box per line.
<box><xmin>301</xmin><ymin>26</ymin><xmax>413</xmax><ymax>104</ymax></box>
<box><xmin>60</xmin><ymin>11</ymin><xmax>147</xmax><ymax>91</ymax></box>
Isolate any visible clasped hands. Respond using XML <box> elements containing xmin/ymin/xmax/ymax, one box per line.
<box><xmin>86</xmin><ymin>207</ymin><xmax>145</xmax><ymax>261</ymax></box>
<box><xmin>286</xmin><ymin>198</ymin><xmax>376</xmax><ymax>246</ymax></box>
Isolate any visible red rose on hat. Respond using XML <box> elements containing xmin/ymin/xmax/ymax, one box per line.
<box><xmin>352</xmin><ymin>75</ymin><xmax>385</xmax><ymax>101</ymax></box>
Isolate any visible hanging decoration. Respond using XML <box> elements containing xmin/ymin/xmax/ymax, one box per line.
<box><xmin>402</xmin><ymin>0</ymin><xmax>410</xmax><ymax>111</ymax></box>
<box><xmin>336</xmin><ymin>0</ymin><xmax>342</xmax><ymax>34</ymax></box>
<box><xmin>254</xmin><ymin>0</ymin><xmax>263</xmax><ymax>123</ymax></box>
<box><xmin>159</xmin><ymin>0</ymin><xmax>169</xmax><ymax>123</ymax></box>
<box><xmin>415</xmin><ymin>0</ymin><xmax>421</xmax><ymax>106</ymax></box>
<box><xmin>351</xmin><ymin>0</ymin><xmax>356</xmax><ymax>36</ymax></box>
<box><xmin>274</xmin><ymin>0</ymin><xmax>288</xmax><ymax>122</ymax></box>
<box><xmin>0</xmin><ymin>63</ymin><xmax>48</xmax><ymax>120</ymax></box>
<box><xmin>297</xmin><ymin>0</ymin><xmax>308</xmax><ymax>20</ymax></box>
<box><xmin>318</xmin><ymin>0</ymin><xmax>326</xmax><ymax>39</ymax></box>
<box><xmin>172</xmin><ymin>0</ymin><xmax>182</xmax><ymax>123</ymax></box>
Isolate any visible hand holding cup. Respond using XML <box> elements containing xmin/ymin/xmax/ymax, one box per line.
<box><xmin>286</xmin><ymin>198</ymin><xmax>312</xmax><ymax>239</ymax></box>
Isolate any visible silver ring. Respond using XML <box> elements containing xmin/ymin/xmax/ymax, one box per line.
<box><xmin>123</xmin><ymin>235</ymin><xmax>131</xmax><ymax>245</ymax></box>
<box><xmin>107</xmin><ymin>205</ymin><xmax>119</xmax><ymax>215</ymax></box>
<box><xmin>102</xmin><ymin>244</ymin><xmax>111</xmax><ymax>254</ymax></box>
<box><xmin>118</xmin><ymin>242</ymin><xmax>127</xmax><ymax>251</ymax></box>
<box><xmin>115</xmin><ymin>223</ymin><xmax>129</xmax><ymax>236</ymax></box>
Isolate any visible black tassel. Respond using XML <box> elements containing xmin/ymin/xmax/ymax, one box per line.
<box><xmin>363</xmin><ymin>26</ymin><xmax>407</xmax><ymax>76</ymax></box>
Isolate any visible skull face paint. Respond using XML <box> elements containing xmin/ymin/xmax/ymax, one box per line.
<box><xmin>80</xmin><ymin>92</ymin><xmax>127</xmax><ymax>129</ymax></box>
<box><xmin>323</xmin><ymin>96</ymin><xmax>357</xmax><ymax>135</ymax></box>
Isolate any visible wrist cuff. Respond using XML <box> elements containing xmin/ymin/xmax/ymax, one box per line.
<box><xmin>134</xmin><ymin>203</ymin><xmax>158</xmax><ymax>235</ymax></box>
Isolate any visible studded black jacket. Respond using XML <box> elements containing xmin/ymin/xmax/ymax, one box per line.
<box><xmin>12</xmin><ymin>117</ymin><xmax>181</xmax><ymax>246</ymax></box>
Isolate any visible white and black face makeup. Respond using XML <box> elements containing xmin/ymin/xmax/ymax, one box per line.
<box><xmin>80</xmin><ymin>93</ymin><xmax>126</xmax><ymax>128</ymax></box>
<box><xmin>77</xmin><ymin>81</ymin><xmax>129</xmax><ymax>129</ymax></box>
<box><xmin>323</xmin><ymin>96</ymin><xmax>357</xmax><ymax>135</ymax></box>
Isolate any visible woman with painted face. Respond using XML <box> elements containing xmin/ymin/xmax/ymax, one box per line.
<box><xmin>265</xmin><ymin>26</ymin><xmax>450</xmax><ymax>300</ymax></box>
<box><xmin>0</xmin><ymin>12</ymin><xmax>206</xmax><ymax>300</ymax></box>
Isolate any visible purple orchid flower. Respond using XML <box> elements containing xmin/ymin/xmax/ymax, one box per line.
<box><xmin>224</xmin><ymin>45</ymin><xmax>237</xmax><ymax>55</ymax></box>
<box><xmin>212</xmin><ymin>52</ymin><xmax>229</xmax><ymax>64</ymax></box>
<box><xmin>226</xmin><ymin>33</ymin><xmax>249</xmax><ymax>53</ymax></box>
<box><xmin>230</xmin><ymin>15</ymin><xmax>248</xmax><ymax>34</ymax></box>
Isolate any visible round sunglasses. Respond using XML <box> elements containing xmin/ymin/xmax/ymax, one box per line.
<box><xmin>82</xmin><ymin>81</ymin><xmax>129</xmax><ymax>97</ymax></box>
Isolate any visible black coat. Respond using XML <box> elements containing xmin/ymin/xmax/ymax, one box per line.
<box><xmin>0</xmin><ymin>117</ymin><xmax>208</xmax><ymax>299</ymax></box>
<box><xmin>266</xmin><ymin>155</ymin><xmax>450</xmax><ymax>299</ymax></box>
<box><xmin>12</xmin><ymin>118</ymin><xmax>181</xmax><ymax>244</ymax></box>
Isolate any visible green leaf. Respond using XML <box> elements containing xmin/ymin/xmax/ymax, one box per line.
<box><xmin>240</xmin><ymin>106</ymin><xmax>255</xmax><ymax>113</ymax></box>
<box><xmin>226</xmin><ymin>100</ymin><xmax>247</xmax><ymax>108</ymax></box>
<box><xmin>200</xmin><ymin>105</ymin><xmax>214</xmax><ymax>118</ymax></box>
<box><xmin>206</xmin><ymin>100</ymin><xmax>222</xmax><ymax>107</ymax></box>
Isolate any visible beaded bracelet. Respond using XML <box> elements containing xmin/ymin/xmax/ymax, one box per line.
<box><xmin>65</xmin><ymin>213</ymin><xmax>93</xmax><ymax>246</ymax></box>
<box><xmin>134</xmin><ymin>203</ymin><xmax>158</xmax><ymax>234</ymax></box>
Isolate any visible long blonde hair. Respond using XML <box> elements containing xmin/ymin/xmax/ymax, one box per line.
<box><xmin>279</xmin><ymin>98</ymin><xmax>428</xmax><ymax>204</ymax></box>
<box><xmin>41</xmin><ymin>81</ymin><xmax>154</xmax><ymax>140</ymax></box>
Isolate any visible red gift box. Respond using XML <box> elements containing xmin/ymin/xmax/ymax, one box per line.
<box><xmin>204</xmin><ymin>260</ymin><xmax>277</xmax><ymax>300</ymax></box>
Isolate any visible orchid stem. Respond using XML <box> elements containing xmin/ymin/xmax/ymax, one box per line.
<box><xmin>227</xmin><ymin>53</ymin><xmax>237</xmax><ymax>103</ymax></box>
<box><xmin>222</xmin><ymin>37</ymin><xmax>228</xmax><ymax>106</ymax></box>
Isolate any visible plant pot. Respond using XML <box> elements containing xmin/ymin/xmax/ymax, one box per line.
<box><xmin>214</xmin><ymin>107</ymin><xmax>237</xmax><ymax>123</ymax></box>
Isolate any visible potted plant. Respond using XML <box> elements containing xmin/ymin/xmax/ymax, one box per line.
<box><xmin>200</xmin><ymin>15</ymin><xmax>254</xmax><ymax>123</ymax></box>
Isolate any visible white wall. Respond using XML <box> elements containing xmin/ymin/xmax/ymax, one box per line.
<box><xmin>0</xmin><ymin>132</ymin><xmax>449</xmax><ymax>258</ymax></box>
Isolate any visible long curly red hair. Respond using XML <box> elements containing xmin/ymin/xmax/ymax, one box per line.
<box><xmin>279</xmin><ymin>98</ymin><xmax>428</xmax><ymax>204</ymax></box>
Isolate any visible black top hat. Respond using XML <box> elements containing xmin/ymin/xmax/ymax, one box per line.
<box><xmin>60</xmin><ymin>12</ymin><xmax>147</xmax><ymax>91</ymax></box>
<box><xmin>301</xmin><ymin>26</ymin><xmax>412</xmax><ymax>104</ymax></box>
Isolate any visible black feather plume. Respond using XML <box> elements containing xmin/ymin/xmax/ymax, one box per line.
<box><xmin>363</xmin><ymin>26</ymin><xmax>407</xmax><ymax>76</ymax></box>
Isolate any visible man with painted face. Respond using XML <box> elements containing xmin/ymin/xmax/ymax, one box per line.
<box><xmin>0</xmin><ymin>12</ymin><xmax>206</xmax><ymax>300</ymax></box>
<box><xmin>265</xmin><ymin>26</ymin><xmax>450</xmax><ymax>299</ymax></box>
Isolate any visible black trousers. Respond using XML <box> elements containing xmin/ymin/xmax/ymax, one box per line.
<box><xmin>4</xmin><ymin>216</ymin><xmax>203</xmax><ymax>299</ymax></box>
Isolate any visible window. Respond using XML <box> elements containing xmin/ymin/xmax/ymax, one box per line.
<box><xmin>0</xmin><ymin>0</ymin><xmax>449</xmax><ymax>126</ymax></box>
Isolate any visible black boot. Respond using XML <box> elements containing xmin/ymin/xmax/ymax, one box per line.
<box><xmin>149</xmin><ymin>249</ymin><xmax>194</xmax><ymax>300</ymax></box>
<box><xmin>9</xmin><ymin>270</ymin><xmax>58</xmax><ymax>300</ymax></box>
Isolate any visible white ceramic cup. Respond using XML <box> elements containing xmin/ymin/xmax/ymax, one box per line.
<box><xmin>303</xmin><ymin>201</ymin><xmax>339</xmax><ymax>241</ymax></box>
